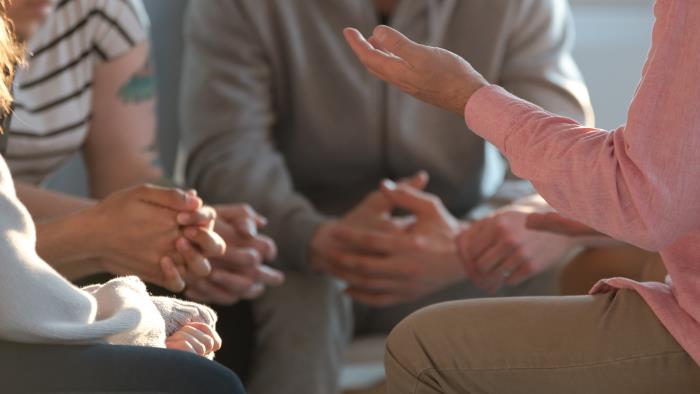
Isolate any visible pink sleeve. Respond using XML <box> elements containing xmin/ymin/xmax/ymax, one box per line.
<box><xmin>465</xmin><ymin>0</ymin><xmax>700</xmax><ymax>252</ymax></box>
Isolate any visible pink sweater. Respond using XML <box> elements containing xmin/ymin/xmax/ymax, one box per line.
<box><xmin>465</xmin><ymin>0</ymin><xmax>700</xmax><ymax>365</ymax></box>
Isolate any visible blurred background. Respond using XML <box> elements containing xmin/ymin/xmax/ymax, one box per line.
<box><xmin>46</xmin><ymin>0</ymin><xmax>656</xmax><ymax>194</ymax></box>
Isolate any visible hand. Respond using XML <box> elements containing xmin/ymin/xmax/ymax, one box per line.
<box><xmin>83</xmin><ymin>184</ymin><xmax>221</xmax><ymax>292</ymax></box>
<box><xmin>309</xmin><ymin>172</ymin><xmax>428</xmax><ymax>272</ymax></box>
<box><xmin>458</xmin><ymin>203</ymin><xmax>578</xmax><ymax>292</ymax></box>
<box><xmin>165</xmin><ymin>322</ymin><xmax>222</xmax><ymax>357</ymax></box>
<box><xmin>183</xmin><ymin>204</ymin><xmax>284</xmax><ymax>305</ymax></box>
<box><xmin>319</xmin><ymin>181</ymin><xmax>463</xmax><ymax>307</ymax></box>
<box><xmin>344</xmin><ymin>26</ymin><xmax>489</xmax><ymax>116</ymax></box>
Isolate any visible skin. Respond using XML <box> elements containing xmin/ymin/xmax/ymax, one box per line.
<box><xmin>310</xmin><ymin>21</ymin><xmax>587</xmax><ymax>305</ymax></box>
<box><xmin>342</xmin><ymin>26</ymin><xmax>633</xmax><ymax>294</ymax></box>
<box><xmin>165</xmin><ymin>322</ymin><xmax>222</xmax><ymax>357</ymax></box>
<box><xmin>6</xmin><ymin>0</ymin><xmax>284</xmax><ymax>299</ymax></box>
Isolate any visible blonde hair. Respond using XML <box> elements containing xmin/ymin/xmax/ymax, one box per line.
<box><xmin>0</xmin><ymin>0</ymin><xmax>22</xmax><ymax>127</ymax></box>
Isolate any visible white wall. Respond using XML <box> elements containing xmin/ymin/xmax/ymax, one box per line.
<box><xmin>45</xmin><ymin>0</ymin><xmax>657</xmax><ymax>195</ymax></box>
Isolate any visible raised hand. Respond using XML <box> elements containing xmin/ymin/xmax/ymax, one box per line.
<box><xmin>344</xmin><ymin>26</ymin><xmax>489</xmax><ymax>115</ymax></box>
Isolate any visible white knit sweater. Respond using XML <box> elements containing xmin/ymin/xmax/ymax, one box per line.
<box><xmin>0</xmin><ymin>154</ymin><xmax>215</xmax><ymax>347</ymax></box>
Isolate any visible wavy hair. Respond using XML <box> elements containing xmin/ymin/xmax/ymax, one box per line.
<box><xmin>0</xmin><ymin>0</ymin><xmax>22</xmax><ymax>129</ymax></box>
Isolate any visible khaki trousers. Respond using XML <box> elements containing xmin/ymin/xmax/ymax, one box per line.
<box><xmin>386</xmin><ymin>289</ymin><xmax>700</xmax><ymax>394</ymax></box>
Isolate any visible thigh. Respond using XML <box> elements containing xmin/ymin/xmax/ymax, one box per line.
<box><xmin>386</xmin><ymin>290</ymin><xmax>700</xmax><ymax>394</ymax></box>
<box><xmin>0</xmin><ymin>342</ymin><xmax>244</xmax><ymax>394</ymax></box>
<box><xmin>76</xmin><ymin>273</ymin><xmax>256</xmax><ymax>384</ymax></box>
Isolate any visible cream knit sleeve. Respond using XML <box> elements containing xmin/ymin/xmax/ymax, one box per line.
<box><xmin>0</xmin><ymin>156</ymin><xmax>166</xmax><ymax>347</ymax></box>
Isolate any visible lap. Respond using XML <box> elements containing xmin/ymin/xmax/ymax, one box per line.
<box><xmin>386</xmin><ymin>290</ymin><xmax>700</xmax><ymax>394</ymax></box>
<box><xmin>0</xmin><ymin>341</ymin><xmax>244</xmax><ymax>393</ymax></box>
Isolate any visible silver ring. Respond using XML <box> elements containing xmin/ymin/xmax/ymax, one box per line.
<box><xmin>500</xmin><ymin>268</ymin><xmax>513</xmax><ymax>279</ymax></box>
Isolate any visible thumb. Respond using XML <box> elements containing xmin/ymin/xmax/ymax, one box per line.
<box><xmin>371</xmin><ymin>25</ymin><xmax>419</xmax><ymax>61</ymax></box>
<box><xmin>399</xmin><ymin>170</ymin><xmax>429</xmax><ymax>191</ymax></box>
<box><xmin>380</xmin><ymin>180</ymin><xmax>440</xmax><ymax>218</ymax></box>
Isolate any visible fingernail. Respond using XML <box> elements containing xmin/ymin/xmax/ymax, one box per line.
<box><xmin>382</xmin><ymin>179</ymin><xmax>396</xmax><ymax>190</ymax></box>
<box><xmin>177</xmin><ymin>213</ymin><xmax>191</xmax><ymax>225</ymax></box>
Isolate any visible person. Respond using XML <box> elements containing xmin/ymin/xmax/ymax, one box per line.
<box><xmin>342</xmin><ymin>0</ymin><xmax>700</xmax><ymax>390</ymax></box>
<box><xmin>4</xmin><ymin>0</ymin><xmax>284</xmax><ymax>379</ymax></box>
<box><xmin>0</xmin><ymin>4</ymin><xmax>242</xmax><ymax>392</ymax></box>
<box><xmin>179</xmin><ymin>0</ymin><xmax>595</xmax><ymax>392</ymax></box>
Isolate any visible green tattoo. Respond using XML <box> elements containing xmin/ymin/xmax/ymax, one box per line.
<box><xmin>118</xmin><ymin>58</ymin><xmax>156</xmax><ymax>104</ymax></box>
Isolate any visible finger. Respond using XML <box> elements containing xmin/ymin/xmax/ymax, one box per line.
<box><xmin>136</xmin><ymin>184</ymin><xmax>201</xmax><ymax>211</ymax></box>
<box><xmin>176</xmin><ymin>237</ymin><xmax>212</xmax><ymax>277</ymax></box>
<box><xmin>370</xmin><ymin>25</ymin><xmax>421</xmax><ymax>62</ymax></box>
<box><xmin>185</xmin><ymin>277</ymin><xmax>246</xmax><ymax>306</ymax></box>
<box><xmin>181</xmin><ymin>324</ymin><xmax>216</xmax><ymax>354</ymax></box>
<box><xmin>177</xmin><ymin>205</ymin><xmax>217</xmax><ymax>227</ymax></box>
<box><xmin>332</xmin><ymin>225</ymin><xmax>421</xmax><ymax>255</ymax></box>
<box><xmin>256</xmin><ymin>265</ymin><xmax>285</xmax><ymax>286</ymax></box>
<box><xmin>208</xmin><ymin>269</ymin><xmax>257</xmax><ymax>295</ymax></box>
<box><xmin>380</xmin><ymin>181</ymin><xmax>442</xmax><ymax>219</ymax></box>
<box><xmin>477</xmin><ymin>253</ymin><xmax>526</xmax><ymax>288</ymax></box>
<box><xmin>456</xmin><ymin>221</ymin><xmax>500</xmax><ymax>262</ymax></box>
<box><xmin>343</xmin><ymin>27</ymin><xmax>404</xmax><ymax>77</ymax></box>
<box><xmin>165</xmin><ymin>338</ymin><xmax>197</xmax><ymax>354</ymax></box>
<box><xmin>184</xmin><ymin>227</ymin><xmax>226</xmax><ymax>258</ymax></box>
<box><xmin>506</xmin><ymin>261</ymin><xmax>536</xmax><ymax>286</ymax></box>
<box><xmin>173</xmin><ymin>330</ymin><xmax>206</xmax><ymax>355</ymax></box>
<box><xmin>160</xmin><ymin>256</ymin><xmax>186</xmax><ymax>293</ymax></box>
<box><xmin>326</xmin><ymin>263</ymin><xmax>409</xmax><ymax>294</ymax></box>
<box><xmin>222</xmin><ymin>247</ymin><xmax>263</xmax><ymax>267</ymax></box>
<box><xmin>187</xmin><ymin>322</ymin><xmax>222</xmax><ymax>352</ymax></box>
<box><xmin>216</xmin><ymin>205</ymin><xmax>266</xmax><ymax>236</ymax></box>
<box><xmin>242</xmin><ymin>282</ymin><xmax>266</xmax><ymax>300</ymax></box>
<box><xmin>399</xmin><ymin>170</ymin><xmax>429</xmax><ymax>190</ymax></box>
<box><xmin>326</xmin><ymin>248</ymin><xmax>411</xmax><ymax>279</ymax></box>
<box><xmin>473</xmin><ymin>240</ymin><xmax>516</xmax><ymax>274</ymax></box>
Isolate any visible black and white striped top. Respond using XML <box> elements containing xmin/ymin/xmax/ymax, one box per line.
<box><xmin>6</xmin><ymin>0</ymin><xmax>148</xmax><ymax>184</ymax></box>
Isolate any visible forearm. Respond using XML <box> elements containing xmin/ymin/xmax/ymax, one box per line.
<box><xmin>16</xmin><ymin>182</ymin><xmax>95</xmax><ymax>221</ymax></box>
<box><xmin>35</xmin><ymin>211</ymin><xmax>106</xmax><ymax>280</ymax></box>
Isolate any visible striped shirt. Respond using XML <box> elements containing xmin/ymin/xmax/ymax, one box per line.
<box><xmin>6</xmin><ymin>0</ymin><xmax>148</xmax><ymax>184</ymax></box>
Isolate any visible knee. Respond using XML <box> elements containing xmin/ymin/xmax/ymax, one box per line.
<box><xmin>163</xmin><ymin>351</ymin><xmax>245</xmax><ymax>394</ymax></box>
<box><xmin>385</xmin><ymin>305</ymin><xmax>444</xmax><ymax>371</ymax></box>
<box><xmin>257</xmin><ymin>272</ymin><xmax>349</xmax><ymax>328</ymax></box>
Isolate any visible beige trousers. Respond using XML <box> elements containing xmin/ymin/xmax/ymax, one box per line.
<box><xmin>385</xmin><ymin>289</ymin><xmax>700</xmax><ymax>394</ymax></box>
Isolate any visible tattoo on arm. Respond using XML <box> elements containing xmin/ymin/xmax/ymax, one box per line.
<box><xmin>118</xmin><ymin>57</ymin><xmax>156</xmax><ymax>104</ymax></box>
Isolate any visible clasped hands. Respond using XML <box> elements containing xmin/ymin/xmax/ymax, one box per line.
<box><xmin>310</xmin><ymin>173</ymin><xmax>590</xmax><ymax>307</ymax></box>
<box><xmin>82</xmin><ymin>184</ymin><xmax>283</xmax><ymax>302</ymax></box>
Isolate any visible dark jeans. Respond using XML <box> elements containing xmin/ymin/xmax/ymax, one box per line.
<box><xmin>0</xmin><ymin>340</ymin><xmax>244</xmax><ymax>393</ymax></box>
<box><xmin>75</xmin><ymin>274</ymin><xmax>256</xmax><ymax>385</ymax></box>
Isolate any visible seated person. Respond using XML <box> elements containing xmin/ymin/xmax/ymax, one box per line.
<box><xmin>179</xmin><ymin>0</ymin><xmax>593</xmax><ymax>392</ymax></box>
<box><xmin>343</xmin><ymin>1</ymin><xmax>700</xmax><ymax>389</ymax></box>
<box><xmin>0</xmin><ymin>6</ymin><xmax>240</xmax><ymax>391</ymax></box>
<box><xmin>4</xmin><ymin>0</ymin><xmax>284</xmax><ymax>378</ymax></box>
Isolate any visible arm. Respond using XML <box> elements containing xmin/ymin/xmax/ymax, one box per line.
<box><xmin>345</xmin><ymin>1</ymin><xmax>700</xmax><ymax>252</ymax></box>
<box><xmin>84</xmin><ymin>41</ymin><xmax>162</xmax><ymax>198</ymax></box>
<box><xmin>180</xmin><ymin>2</ymin><xmax>325</xmax><ymax>271</ymax></box>
<box><xmin>469</xmin><ymin>0</ymin><xmax>593</xmax><ymax>218</ymax></box>
<box><xmin>464</xmin><ymin>0</ymin><xmax>696</xmax><ymax>251</ymax></box>
<box><xmin>0</xmin><ymin>158</ymin><xmax>166</xmax><ymax>346</ymax></box>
